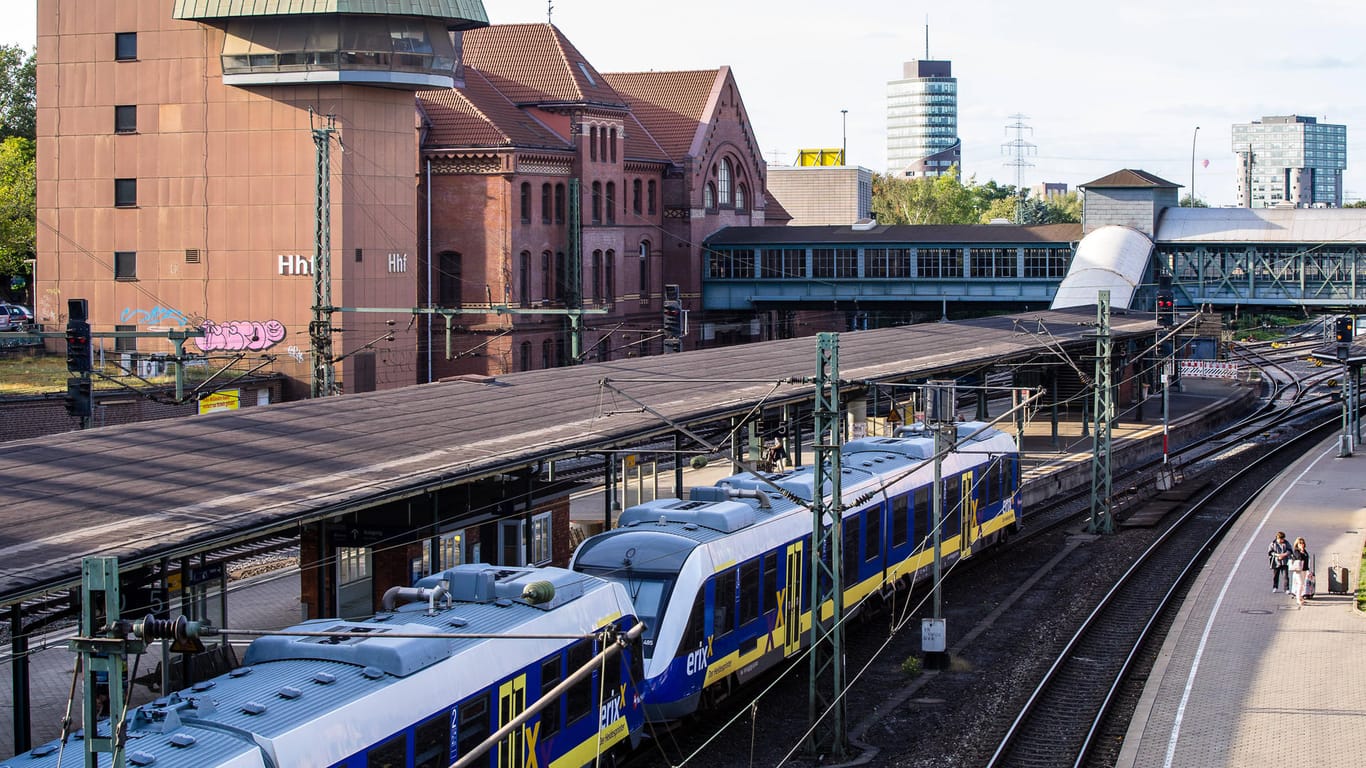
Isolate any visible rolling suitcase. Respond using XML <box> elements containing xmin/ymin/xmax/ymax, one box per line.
<box><xmin>1328</xmin><ymin>566</ymin><xmax>1350</xmax><ymax>595</ymax></box>
<box><xmin>1303</xmin><ymin>570</ymin><xmax>1316</xmax><ymax>599</ymax></box>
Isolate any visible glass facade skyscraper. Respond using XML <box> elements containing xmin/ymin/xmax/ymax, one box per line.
<box><xmin>1232</xmin><ymin>115</ymin><xmax>1347</xmax><ymax>208</ymax></box>
<box><xmin>887</xmin><ymin>60</ymin><xmax>960</xmax><ymax>178</ymax></box>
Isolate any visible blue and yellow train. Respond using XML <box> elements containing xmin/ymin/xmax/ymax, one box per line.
<box><xmin>572</xmin><ymin>421</ymin><xmax>1020</xmax><ymax>720</ymax></box>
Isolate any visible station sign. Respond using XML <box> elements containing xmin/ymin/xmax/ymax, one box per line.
<box><xmin>166</xmin><ymin>562</ymin><xmax>225</xmax><ymax>593</ymax></box>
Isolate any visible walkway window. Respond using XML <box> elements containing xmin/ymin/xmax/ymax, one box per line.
<box><xmin>813</xmin><ymin>248</ymin><xmax>856</xmax><ymax>278</ymax></box>
<box><xmin>970</xmin><ymin>247</ymin><xmax>1016</xmax><ymax>278</ymax></box>
<box><xmin>1024</xmin><ymin>247</ymin><xmax>1070</xmax><ymax>278</ymax></box>
<box><xmin>867</xmin><ymin>248</ymin><xmax>912</xmax><ymax>278</ymax></box>
<box><xmin>918</xmin><ymin>247</ymin><xmax>962</xmax><ymax>278</ymax></box>
<box><xmin>763</xmin><ymin>248</ymin><xmax>804</xmax><ymax>278</ymax></box>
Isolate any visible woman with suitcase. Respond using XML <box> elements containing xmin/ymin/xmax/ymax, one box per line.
<box><xmin>1288</xmin><ymin>537</ymin><xmax>1312</xmax><ymax>608</ymax></box>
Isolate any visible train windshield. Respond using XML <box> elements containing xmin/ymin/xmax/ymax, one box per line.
<box><xmin>598</xmin><ymin>571</ymin><xmax>673</xmax><ymax>658</ymax></box>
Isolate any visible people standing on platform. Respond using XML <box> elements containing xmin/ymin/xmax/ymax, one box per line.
<box><xmin>1268</xmin><ymin>531</ymin><xmax>1292</xmax><ymax>592</ymax></box>
<box><xmin>765</xmin><ymin>440</ymin><xmax>788</xmax><ymax>472</ymax></box>
<box><xmin>1288</xmin><ymin>536</ymin><xmax>1312</xmax><ymax>607</ymax></box>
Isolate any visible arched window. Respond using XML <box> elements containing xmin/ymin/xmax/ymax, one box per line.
<box><xmin>438</xmin><ymin>251</ymin><xmax>462</xmax><ymax>307</ymax></box>
<box><xmin>541</xmin><ymin>182</ymin><xmax>551</xmax><ymax>224</ymax></box>
<box><xmin>589</xmin><ymin>126</ymin><xmax>598</xmax><ymax>161</ymax></box>
<box><xmin>541</xmin><ymin>250</ymin><xmax>552</xmax><ymax>302</ymax></box>
<box><xmin>704</xmin><ymin>182</ymin><xmax>716</xmax><ymax>211</ymax></box>
<box><xmin>632</xmin><ymin>179</ymin><xmax>642</xmax><ymax>215</ymax></box>
<box><xmin>609</xmin><ymin>127</ymin><xmax>617</xmax><ymax>163</ymax></box>
<box><xmin>542</xmin><ymin>339</ymin><xmax>553</xmax><ymax>369</ymax></box>
<box><xmin>639</xmin><ymin>240</ymin><xmax>650</xmax><ymax>301</ymax></box>
<box><xmin>592</xmin><ymin>250</ymin><xmax>603</xmax><ymax>304</ymax></box>
<box><xmin>554</xmin><ymin>183</ymin><xmax>565</xmax><ymax>225</ymax></box>
<box><xmin>591</xmin><ymin>181</ymin><xmax>602</xmax><ymax>224</ymax></box>
<box><xmin>599</xmin><ymin>128</ymin><xmax>608</xmax><ymax>163</ymax></box>
<box><xmin>648</xmin><ymin>180</ymin><xmax>657</xmax><ymax>214</ymax></box>
<box><xmin>519</xmin><ymin>341</ymin><xmax>532</xmax><ymax>371</ymax></box>
<box><xmin>520</xmin><ymin>182</ymin><xmax>531</xmax><ymax>223</ymax></box>
<box><xmin>605</xmin><ymin>249</ymin><xmax>615</xmax><ymax>304</ymax></box>
<box><xmin>735</xmin><ymin>183</ymin><xmax>747</xmax><ymax>213</ymax></box>
<box><xmin>605</xmin><ymin>182</ymin><xmax>616</xmax><ymax>224</ymax></box>
<box><xmin>717</xmin><ymin>158</ymin><xmax>732</xmax><ymax>205</ymax></box>
<box><xmin>519</xmin><ymin>251</ymin><xmax>530</xmax><ymax>307</ymax></box>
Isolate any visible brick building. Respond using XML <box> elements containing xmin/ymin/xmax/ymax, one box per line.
<box><xmin>417</xmin><ymin>24</ymin><xmax>783</xmax><ymax>377</ymax></box>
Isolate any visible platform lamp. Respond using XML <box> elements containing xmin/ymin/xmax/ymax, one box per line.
<box><xmin>841</xmin><ymin>109</ymin><xmax>848</xmax><ymax>166</ymax></box>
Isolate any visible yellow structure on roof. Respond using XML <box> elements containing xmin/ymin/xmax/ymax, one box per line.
<box><xmin>797</xmin><ymin>148</ymin><xmax>846</xmax><ymax>167</ymax></box>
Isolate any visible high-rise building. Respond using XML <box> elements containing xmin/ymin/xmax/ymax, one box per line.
<box><xmin>886</xmin><ymin>60</ymin><xmax>960</xmax><ymax>178</ymax></box>
<box><xmin>1232</xmin><ymin>115</ymin><xmax>1347</xmax><ymax>208</ymax></box>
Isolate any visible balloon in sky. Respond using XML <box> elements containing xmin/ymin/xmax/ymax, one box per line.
<box><xmin>1202</xmin><ymin>159</ymin><xmax>1210</xmax><ymax>168</ymax></box>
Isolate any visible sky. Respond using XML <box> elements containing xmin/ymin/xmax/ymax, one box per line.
<box><xmin>4</xmin><ymin>0</ymin><xmax>1365</xmax><ymax>206</ymax></box>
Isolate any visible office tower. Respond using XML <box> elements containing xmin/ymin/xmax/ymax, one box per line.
<box><xmin>887</xmin><ymin>60</ymin><xmax>960</xmax><ymax>178</ymax></box>
<box><xmin>1232</xmin><ymin>115</ymin><xmax>1347</xmax><ymax>208</ymax></box>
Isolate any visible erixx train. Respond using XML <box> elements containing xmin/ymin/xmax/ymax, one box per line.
<box><xmin>8</xmin><ymin>565</ymin><xmax>646</xmax><ymax>768</ymax></box>
<box><xmin>571</xmin><ymin>421</ymin><xmax>1021</xmax><ymax>720</ymax></box>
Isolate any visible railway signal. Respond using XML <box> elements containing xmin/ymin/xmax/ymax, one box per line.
<box><xmin>66</xmin><ymin>300</ymin><xmax>92</xmax><ymax>374</ymax></box>
<box><xmin>1335</xmin><ymin>315</ymin><xmax>1354</xmax><ymax>343</ymax></box>
<box><xmin>65</xmin><ymin>378</ymin><xmax>92</xmax><ymax>418</ymax></box>
<box><xmin>1155</xmin><ymin>290</ymin><xmax>1175</xmax><ymax>328</ymax></box>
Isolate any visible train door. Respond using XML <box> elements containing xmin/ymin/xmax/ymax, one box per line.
<box><xmin>497</xmin><ymin>674</ymin><xmax>528</xmax><ymax>768</ymax></box>
<box><xmin>959</xmin><ymin>471</ymin><xmax>977</xmax><ymax>558</ymax></box>
<box><xmin>783</xmin><ymin>541</ymin><xmax>803</xmax><ymax>657</ymax></box>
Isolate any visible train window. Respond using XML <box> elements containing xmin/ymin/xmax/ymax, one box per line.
<box><xmin>414</xmin><ymin>712</ymin><xmax>452</xmax><ymax>768</ymax></box>
<box><xmin>713</xmin><ymin>570</ymin><xmax>736</xmax><ymax>637</ymax></box>
<box><xmin>539</xmin><ymin>657</ymin><xmax>562</xmax><ymax>739</ymax></box>
<box><xmin>842</xmin><ymin>519</ymin><xmax>858</xmax><ymax>581</ymax></box>
<box><xmin>942</xmin><ymin>477</ymin><xmax>962</xmax><ymax>539</ymax></box>
<box><xmin>683</xmin><ymin>594</ymin><xmax>706</xmax><ymax>650</ymax></box>
<box><xmin>566</xmin><ymin>639</ymin><xmax>594</xmax><ymax>724</ymax></box>
<box><xmin>456</xmin><ymin>694</ymin><xmax>489</xmax><ymax>759</ymax></box>
<box><xmin>913</xmin><ymin>487</ymin><xmax>931</xmax><ymax>550</ymax></box>
<box><xmin>891</xmin><ymin>495</ymin><xmax>909</xmax><ymax>547</ymax></box>
<box><xmin>761</xmin><ymin>552</ymin><xmax>778</xmax><ymax>613</ymax></box>
<box><xmin>987</xmin><ymin>463</ymin><xmax>1002</xmax><ymax>506</ymax></box>
<box><xmin>367</xmin><ymin>734</ymin><xmax>407</xmax><ymax>768</ymax></box>
<box><xmin>739</xmin><ymin>560</ymin><xmax>760</xmax><ymax>624</ymax></box>
<box><xmin>864</xmin><ymin>510</ymin><xmax>881</xmax><ymax>562</ymax></box>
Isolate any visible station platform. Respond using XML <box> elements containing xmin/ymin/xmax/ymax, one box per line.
<box><xmin>1116</xmin><ymin>436</ymin><xmax>1366</xmax><ymax>768</ymax></box>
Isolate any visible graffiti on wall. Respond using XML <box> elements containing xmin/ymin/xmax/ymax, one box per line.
<box><xmin>190</xmin><ymin>320</ymin><xmax>288</xmax><ymax>353</ymax></box>
<box><xmin>285</xmin><ymin>345</ymin><xmax>306</xmax><ymax>363</ymax></box>
<box><xmin>120</xmin><ymin>306</ymin><xmax>191</xmax><ymax>326</ymax></box>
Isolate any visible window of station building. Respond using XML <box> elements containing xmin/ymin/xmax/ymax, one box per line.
<box><xmin>541</xmin><ymin>339</ymin><xmax>552</xmax><ymax>369</ymax></box>
<box><xmin>541</xmin><ymin>251</ymin><xmax>552</xmax><ymax>302</ymax></box>
<box><xmin>554</xmin><ymin>251</ymin><xmax>567</xmax><ymax>303</ymax></box>
<box><xmin>520</xmin><ymin>182</ymin><xmax>531</xmax><ymax>224</ymax></box>
<box><xmin>599</xmin><ymin>128</ymin><xmax>608</xmax><ymax>164</ymax></box>
<box><xmin>762</xmin><ymin>248</ymin><xmax>804</xmax><ymax>278</ymax></box>
<box><xmin>438</xmin><ymin>251</ymin><xmax>462</xmax><ymax>307</ymax></box>
<box><xmin>632</xmin><ymin>179</ymin><xmax>642</xmax><ymax>216</ymax></box>
<box><xmin>609</xmin><ymin>127</ymin><xmax>617</xmax><ymax>163</ymax></box>
<box><xmin>591</xmin><ymin>181</ymin><xmax>602</xmax><ymax>224</ymax></box>
<box><xmin>541</xmin><ymin>183</ymin><xmax>551</xmax><ymax>224</ymax></box>
<box><xmin>717</xmin><ymin>159</ymin><xmax>732</xmax><ymax>206</ymax></box>
<box><xmin>519</xmin><ymin>251</ymin><xmax>531</xmax><ymax>307</ymax></box>
<box><xmin>605</xmin><ymin>249</ymin><xmax>615</xmax><ymax>304</ymax></box>
<box><xmin>113</xmin><ymin>324</ymin><xmax>136</xmax><ymax>353</ymax></box>
<box><xmin>114</xmin><ymin>32</ymin><xmax>137</xmax><ymax>61</ymax></box>
<box><xmin>114</xmin><ymin>178</ymin><xmax>137</xmax><ymax>207</ymax></box>
<box><xmin>530</xmin><ymin>512</ymin><xmax>552</xmax><ymax>565</ymax></box>
<box><xmin>638</xmin><ymin>242</ymin><xmax>650</xmax><ymax>301</ymax></box>
<box><xmin>591</xmin><ymin>250</ymin><xmax>603</xmax><ymax>304</ymax></box>
<box><xmin>554</xmin><ymin>183</ymin><xmax>566</xmax><ymax>225</ymax></box>
<box><xmin>114</xmin><ymin>251</ymin><xmax>137</xmax><ymax>281</ymax></box>
<box><xmin>438</xmin><ymin>529</ymin><xmax>464</xmax><ymax>569</ymax></box>
<box><xmin>114</xmin><ymin>105</ymin><xmax>136</xmax><ymax>134</ymax></box>
<box><xmin>866</xmin><ymin>248</ymin><xmax>912</xmax><ymax>278</ymax></box>
<box><xmin>605</xmin><ymin>181</ymin><xmax>616</xmax><ymax>224</ymax></box>
<box><xmin>704</xmin><ymin>183</ymin><xmax>716</xmax><ymax>211</ymax></box>
<box><xmin>735</xmin><ymin>183</ymin><xmax>747</xmax><ymax>213</ymax></box>
<box><xmin>519</xmin><ymin>341</ymin><xmax>532</xmax><ymax>371</ymax></box>
<box><xmin>338</xmin><ymin>546</ymin><xmax>369</xmax><ymax>584</ymax></box>
<box><xmin>589</xmin><ymin>126</ymin><xmax>598</xmax><ymax>161</ymax></box>
<box><xmin>647</xmin><ymin>180</ymin><xmax>657</xmax><ymax>215</ymax></box>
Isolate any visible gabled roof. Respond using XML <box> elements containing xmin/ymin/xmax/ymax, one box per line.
<box><xmin>419</xmin><ymin>69</ymin><xmax>569</xmax><ymax>150</ymax></box>
<box><xmin>1080</xmin><ymin>169</ymin><xmax>1181</xmax><ymax>189</ymax></box>
<box><xmin>461</xmin><ymin>24</ymin><xmax>627</xmax><ymax>108</ymax></box>
<box><xmin>604</xmin><ymin>69</ymin><xmax>721</xmax><ymax>163</ymax></box>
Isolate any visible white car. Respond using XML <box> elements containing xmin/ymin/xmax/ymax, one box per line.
<box><xmin>0</xmin><ymin>303</ymin><xmax>34</xmax><ymax>330</ymax></box>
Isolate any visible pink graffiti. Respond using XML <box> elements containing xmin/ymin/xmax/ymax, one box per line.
<box><xmin>191</xmin><ymin>320</ymin><xmax>287</xmax><ymax>352</ymax></box>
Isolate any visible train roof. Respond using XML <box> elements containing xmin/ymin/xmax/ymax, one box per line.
<box><xmin>9</xmin><ymin>565</ymin><xmax>630</xmax><ymax>768</ymax></box>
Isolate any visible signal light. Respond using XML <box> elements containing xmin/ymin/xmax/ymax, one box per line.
<box><xmin>1335</xmin><ymin>316</ymin><xmax>1354</xmax><ymax>344</ymax></box>
<box><xmin>663</xmin><ymin>300</ymin><xmax>683</xmax><ymax>350</ymax></box>
<box><xmin>65</xmin><ymin>377</ymin><xmax>92</xmax><ymax>418</ymax></box>
<box><xmin>1156</xmin><ymin>290</ymin><xmax>1175</xmax><ymax>328</ymax></box>
<box><xmin>66</xmin><ymin>319</ymin><xmax>92</xmax><ymax>373</ymax></box>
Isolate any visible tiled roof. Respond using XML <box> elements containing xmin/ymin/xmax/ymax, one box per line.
<box><xmin>603</xmin><ymin>69</ymin><xmax>721</xmax><ymax>162</ymax></box>
<box><xmin>621</xmin><ymin>112</ymin><xmax>671</xmax><ymax>163</ymax></box>
<box><xmin>462</xmin><ymin>24</ymin><xmax>627</xmax><ymax>108</ymax></box>
<box><xmin>419</xmin><ymin>70</ymin><xmax>569</xmax><ymax>150</ymax></box>
<box><xmin>1080</xmin><ymin>169</ymin><xmax>1180</xmax><ymax>189</ymax></box>
<box><xmin>764</xmin><ymin>195</ymin><xmax>793</xmax><ymax>224</ymax></box>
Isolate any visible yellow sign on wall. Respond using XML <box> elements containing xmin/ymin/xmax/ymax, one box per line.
<box><xmin>198</xmin><ymin>389</ymin><xmax>240</xmax><ymax>415</ymax></box>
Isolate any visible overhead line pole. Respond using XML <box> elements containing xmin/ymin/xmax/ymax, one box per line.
<box><xmin>1088</xmin><ymin>291</ymin><xmax>1114</xmax><ymax>533</ymax></box>
<box><xmin>310</xmin><ymin>113</ymin><xmax>337</xmax><ymax>398</ymax></box>
<box><xmin>807</xmin><ymin>332</ymin><xmax>846</xmax><ymax>760</ymax></box>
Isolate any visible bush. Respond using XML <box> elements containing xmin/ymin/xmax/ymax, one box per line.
<box><xmin>900</xmin><ymin>655</ymin><xmax>923</xmax><ymax>677</ymax></box>
<box><xmin>689</xmin><ymin>455</ymin><xmax>709</xmax><ymax>470</ymax></box>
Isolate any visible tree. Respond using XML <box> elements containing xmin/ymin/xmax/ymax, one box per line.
<box><xmin>0</xmin><ymin>137</ymin><xmax>35</xmax><ymax>279</ymax></box>
<box><xmin>1042</xmin><ymin>190</ymin><xmax>1082</xmax><ymax>223</ymax></box>
<box><xmin>1344</xmin><ymin>200</ymin><xmax>1366</xmax><ymax>209</ymax></box>
<box><xmin>1178</xmin><ymin>193</ymin><xmax>1209</xmax><ymax>208</ymax></box>
<box><xmin>0</xmin><ymin>45</ymin><xmax>35</xmax><ymax>140</ymax></box>
<box><xmin>871</xmin><ymin>167</ymin><xmax>976</xmax><ymax>225</ymax></box>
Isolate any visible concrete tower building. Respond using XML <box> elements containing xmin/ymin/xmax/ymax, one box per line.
<box><xmin>1232</xmin><ymin>115</ymin><xmax>1347</xmax><ymax>208</ymax></box>
<box><xmin>886</xmin><ymin>59</ymin><xmax>960</xmax><ymax>178</ymax></box>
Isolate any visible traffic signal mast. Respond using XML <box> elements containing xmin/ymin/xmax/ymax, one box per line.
<box><xmin>662</xmin><ymin>283</ymin><xmax>683</xmax><ymax>352</ymax></box>
<box><xmin>65</xmin><ymin>299</ymin><xmax>94</xmax><ymax>423</ymax></box>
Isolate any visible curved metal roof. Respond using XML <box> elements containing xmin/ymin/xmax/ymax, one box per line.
<box><xmin>1051</xmin><ymin>225</ymin><xmax>1154</xmax><ymax>310</ymax></box>
<box><xmin>1156</xmin><ymin>207</ymin><xmax>1366</xmax><ymax>244</ymax></box>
